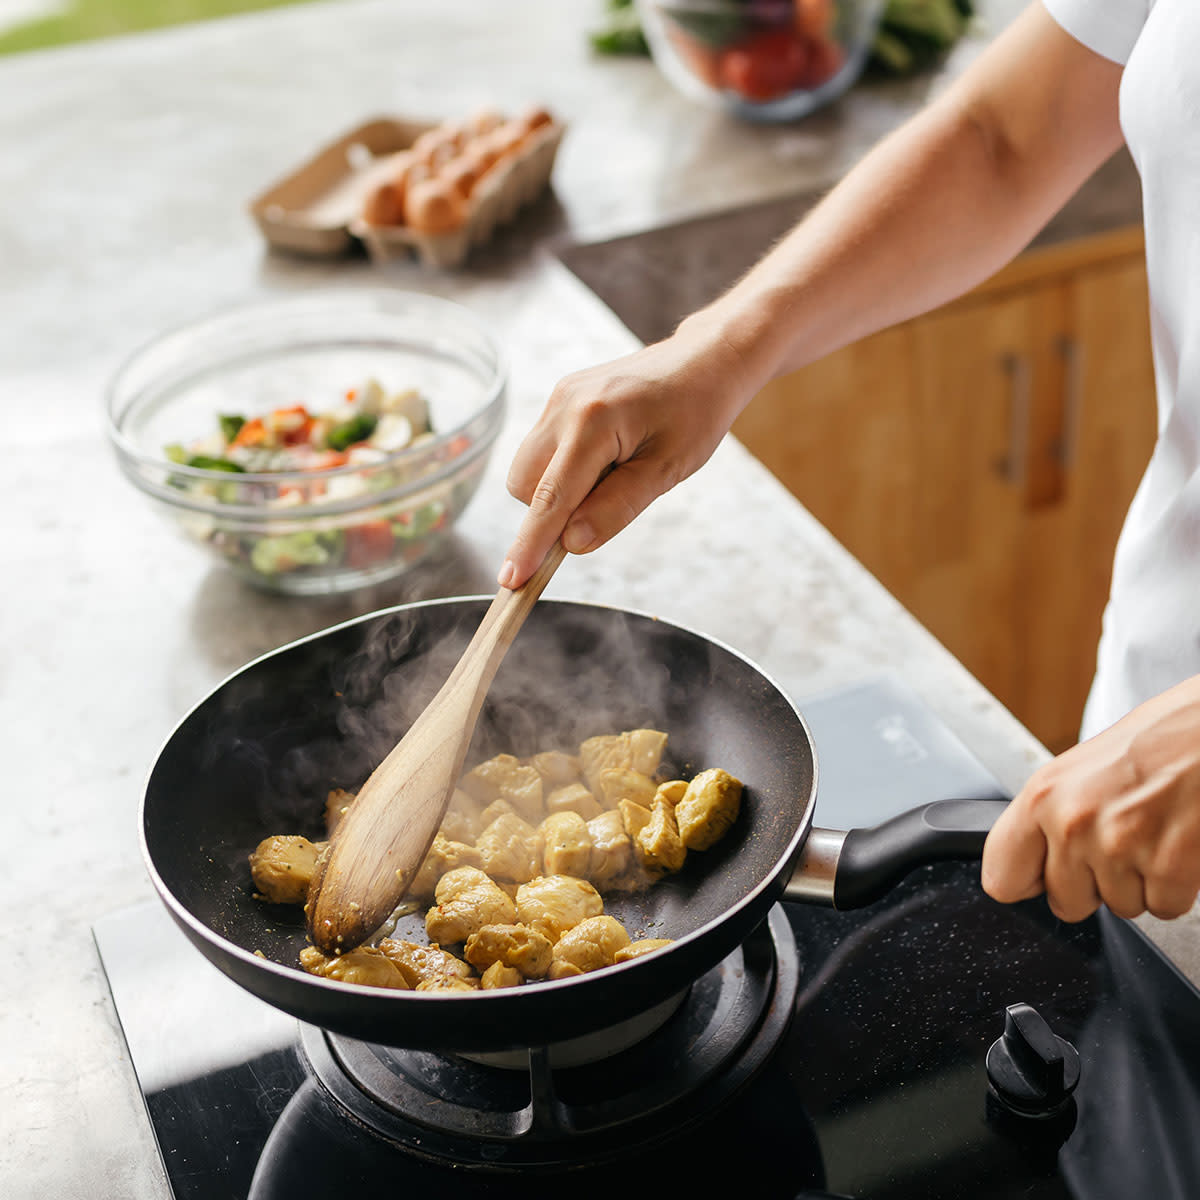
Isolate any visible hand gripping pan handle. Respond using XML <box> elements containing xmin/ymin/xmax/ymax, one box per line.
<box><xmin>783</xmin><ymin>798</ymin><xmax>1010</xmax><ymax>909</ymax></box>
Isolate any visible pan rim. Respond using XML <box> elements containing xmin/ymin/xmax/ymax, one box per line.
<box><xmin>139</xmin><ymin>596</ymin><xmax>819</xmax><ymax>1006</ymax></box>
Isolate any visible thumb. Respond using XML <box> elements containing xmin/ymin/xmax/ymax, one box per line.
<box><xmin>980</xmin><ymin>797</ymin><xmax>1047</xmax><ymax>903</ymax></box>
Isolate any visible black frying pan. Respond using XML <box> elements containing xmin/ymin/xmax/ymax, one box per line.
<box><xmin>142</xmin><ymin>598</ymin><xmax>1006</xmax><ymax>1052</ymax></box>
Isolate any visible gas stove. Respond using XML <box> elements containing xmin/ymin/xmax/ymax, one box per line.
<box><xmin>95</xmin><ymin>676</ymin><xmax>1200</xmax><ymax>1198</ymax></box>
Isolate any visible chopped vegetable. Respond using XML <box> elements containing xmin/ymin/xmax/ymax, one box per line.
<box><xmin>163</xmin><ymin>378</ymin><xmax>480</xmax><ymax>587</ymax></box>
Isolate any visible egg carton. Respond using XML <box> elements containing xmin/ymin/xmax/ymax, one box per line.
<box><xmin>250</xmin><ymin>114</ymin><xmax>565</xmax><ymax>269</ymax></box>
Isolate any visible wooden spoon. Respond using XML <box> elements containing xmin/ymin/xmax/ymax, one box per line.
<box><xmin>306</xmin><ymin>542</ymin><xmax>567</xmax><ymax>954</ymax></box>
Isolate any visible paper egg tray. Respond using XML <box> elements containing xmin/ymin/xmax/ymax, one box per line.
<box><xmin>250</xmin><ymin>114</ymin><xmax>565</xmax><ymax>269</ymax></box>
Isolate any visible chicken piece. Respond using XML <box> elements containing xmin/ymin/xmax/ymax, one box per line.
<box><xmin>585</xmin><ymin>809</ymin><xmax>633</xmax><ymax>889</ymax></box>
<box><xmin>530</xmin><ymin>750</ymin><xmax>581</xmax><ymax>789</ymax></box>
<box><xmin>629</xmin><ymin>728</ymin><xmax>669</xmax><ymax>776</ymax></box>
<box><xmin>480</xmin><ymin>961</ymin><xmax>524</xmax><ymax>989</ymax></box>
<box><xmin>655</xmin><ymin>780</ymin><xmax>688</xmax><ymax>806</ymax></box>
<box><xmin>425</xmin><ymin>866</ymin><xmax>517</xmax><ymax>945</ymax></box>
<box><xmin>408</xmin><ymin>833</ymin><xmax>484</xmax><ymax>902</ymax></box>
<box><xmin>479</xmin><ymin>796</ymin><xmax>518</xmax><ymax>827</ymax></box>
<box><xmin>439</xmin><ymin>788</ymin><xmax>486</xmax><ymax>845</ymax></box>
<box><xmin>459</xmin><ymin>754</ymin><xmax>544</xmax><ymax>822</ymax></box>
<box><xmin>618</xmin><ymin>798</ymin><xmax>653</xmax><ymax>841</ymax></box>
<box><xmin>551</xmin><ymin>915</ymin><xmax>631</xmax><ymax>974</ymax></box>
<box><xmin>377</xmin><ymin>938</ymin><xmax>475</xmax><ymax>988</ymax></box>
<box><xmin>515</xmin><ymin>874</ymin><xmax>604</xmax><ymax>942</ymax></box>
<box><xmin>415</xmin><ymin>976</ymin><xmax>479</xmax><ymax>992</ymax></box>
<box><xmin>299</xmin><ymin>945</ymin><xmax>410</xmax><ymax>989</ymax></box>
<box><xmin>547</xmin><ymin>959</ymin><xmax>584</xmax><ymax>980</ymax></box>
<box><xmin>540</xmin><ymin>811</ymin><xmax>593</xmax><ymax>877</ymax></box>
<box><xmin>249</xmin><ymin>835</ymin><xmax>325</xmax><ymax>905</ymax></box>
<box><xmin>579</xmin><ymin>732</ymin><xmax>631</xmax><ymax>792</ymax></box>
<box><xmin>463</xmin><ymin>923</ymin><xmax>554</xmax><ymax>979</ymax></box>
<box><xmin>476</xmin><ymin>812</ymin><xmax>544</xmax><ymax>884</ymax></box>
<box><xmin>636</xmin><ymin>795</ymin><xmax>687</xmax><ymax>874</ymax></box>
<box><xmin>595</xmin><ymin>767</ymin><xmax>658</xmax><ymax>810</ymax></box>
<box><xmin>614</xmin><ymin>938</ymin><xmax>674</xmax><ymax>963</ymax></box>
<box><xmin>545</xmin><ymin>782</ymin><xmax>604</xmax><ymax>820</ymax></box>
<box><xmin>676</xmin><ymin>767</ymin><xmax>743</xmax><ymax>851</ymax></box>
<box><xmin>323</xmin><ymin>788</ymin><xmax>356</xmax><ymax>836</ymax></box>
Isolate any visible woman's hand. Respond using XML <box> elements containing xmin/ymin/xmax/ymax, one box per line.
<box><xmin>498</xmin><ymin>321</ymin><xmax>759</xmax><ymax>589</ymax></box>
<box><xmin>982</xmin><ymin>674</ymin><xmax>1200</xmax><ymax>922</ymax></box>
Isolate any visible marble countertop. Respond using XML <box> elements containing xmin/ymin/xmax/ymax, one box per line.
<box><xmin>1</xmin><ymin>2</ymin><xmax>1191</xmax><ymax>1196</ymax></box>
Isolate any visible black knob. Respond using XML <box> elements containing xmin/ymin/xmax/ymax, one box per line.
<box><xmin>986</xmin><ymin>1002</ymin><xmax>1080</xmax><ymax>1118</ymax></box>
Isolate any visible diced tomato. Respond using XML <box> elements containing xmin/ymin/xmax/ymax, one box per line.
<box><xmin>231</xmin><ymin>416</ymin><xmax>267</xmax><ymax>447</ymax></box>
<box><xmin>269</xmin><ymin>405</ymin><xmax>315</xmax><ymax>446</ymax></box>
<box><xmin>720</xmin><ymin>29</ymin><xmax>810</xmax><ymax>102</ymax></box>
<box><xmin>344</xmin><ymin>520</ymin><xmax>395</xmax><ymax>568</ymax></box>
<box><xmin>306</xmin><ymin>450</ymin><xmax>350</xmax><ymax>471</ymax></box>
<box><xmin>345</xmin><ymin>388</ymin><xmax>358</xmax><ymax>403</ymax></box>
<box><xmin>797</xmin><ymin>35</ymin><xmax>845</xmax><ymax>88</ymax></box>
<box><xmin>446</xmin><ymin>434</ymin><xmax>472</xmax><ymax>457</ymax></box>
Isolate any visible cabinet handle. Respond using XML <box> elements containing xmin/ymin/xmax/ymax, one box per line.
<box><xmin>1056</xmin><ymin>336</ymin><xmax>1083</xmax><ymax>468</ymax></box>
<box><xmin>994</xmin><ymin>353</ymin><xmax>1031</xmax><ymax>486</ymax></box>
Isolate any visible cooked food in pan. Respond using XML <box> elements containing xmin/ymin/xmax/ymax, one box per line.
<box><xmin>248</xmin><ymin>728</ymin><xmax>743</xmax><ymax>992</ymax></box>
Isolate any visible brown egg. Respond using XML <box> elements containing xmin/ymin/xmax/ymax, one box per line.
<box><xmin>517</xmin><ymin>105</ymin><xmax>555</xmax><ymax>135</ymax></box>
<box><xmin>467</xmin><ymin>106</ymin><xmax>505</xmax><ymax>137</ymax></box>
<box><xmin>403</xmin><ymin>176</ymin><xmax>466</xmax><ymax>234</ymax></box>
<box><xmin>362</xmin><ymin>180</ymin><xmax>406</xmax><ymax>226</ymax></box>
<box><xmin>438</xmin><ymin>155</ymin><xmax>481</xmax><ymax>202</ymax></box>
<box><xmin>410</xmin><ymin>127</ymin><xmax>457</xmax><ymax>170</ymax></box>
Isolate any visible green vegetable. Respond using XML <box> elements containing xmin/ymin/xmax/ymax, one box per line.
<box><xmin>218</xmin><ymin>413</ymin><xmax>245</xmax><ymax>442</ymax></box>
<box><xmin>868</xmin><ymin>0</ymin><xmax>974</xmax><ymax>76</ymax></box>
<box><xmin>186</xmin><ymin>454</ymin><xmax>245</xmax><ymax>473</ymax></box>
<box><xmin>393</xmin><ymin>501</ymin><xmax>445</xmax><ymax>539</ymax></box>
<box><xmin>326</xmin><ymin>413</ymin><xmax>378</xmax><ymax>451</ymax></box>
<box><xmin>249</xmin><ymin>530</ymin><xmax>334</xmax><ymax>575</ymax></box>
<box><xmin>164</xmin><ymin>443</ymin><xmax>188</xmax><ymax>464</ymax></box>
<box><xmin>590</xmin><ymin>0</ymin><xmax>650</xmax><ymax>56</ymax></box>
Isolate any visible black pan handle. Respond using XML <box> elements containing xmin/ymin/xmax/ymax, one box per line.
<box><xmin>784</xmin><ymin>798</ymin><xmax>1010</xmax><ymax>910</ymax></box>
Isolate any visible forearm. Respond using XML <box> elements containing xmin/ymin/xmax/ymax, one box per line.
<box><xmin>686</xmin><ymin>2</ymin><xmax>1124</xmax><ymax>395</ymax></box>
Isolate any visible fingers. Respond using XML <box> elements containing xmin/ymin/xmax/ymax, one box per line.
<box><xmin>981</xmin><ymin>795</ymin><xmax>1048</xmax><ymax>904</ymax></box>
<box><xmin>499</xmin><ymin>434</ymin><xmax>619</xmax><ymax>589</ymax></box>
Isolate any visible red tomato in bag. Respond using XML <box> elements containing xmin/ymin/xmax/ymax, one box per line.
<box><xmin>720</xmin><ymin>29</ymin><xmax>810</xmax><ymax>102</ymax></box>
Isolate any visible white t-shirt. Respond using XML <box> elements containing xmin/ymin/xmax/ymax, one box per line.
<box><xmin>1041</xmin><ymin>0</ymin><xmax>1200</xmax><ymax>739</ymax></box>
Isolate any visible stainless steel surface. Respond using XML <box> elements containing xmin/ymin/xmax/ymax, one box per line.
<box><xmin>2</xmin><ymin>1</ymin><xmax>1192</xmax><ymax>1198</ymax></box>
<box><xmin>784</xmin><ymin>828</ymin><xmax>847</xmax><ymax>904</ymax></box>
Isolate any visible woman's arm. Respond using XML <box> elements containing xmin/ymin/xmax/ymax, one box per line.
<box><xmin>499</xmin><ymin>1</ymin><xmax>1124</xmax><ymax>589</ymax></box>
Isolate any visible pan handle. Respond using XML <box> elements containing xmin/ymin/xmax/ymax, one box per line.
<box><xmin>783</xmin><ymin>798</ymin><xmax>1010</xmax><ymax>909</ymax></box>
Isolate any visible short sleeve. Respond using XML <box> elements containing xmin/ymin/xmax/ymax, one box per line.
<box><xmin>1041</xmin><ymin>0</ymin><xmax>1149</xmax><ymax>64</ymax></box>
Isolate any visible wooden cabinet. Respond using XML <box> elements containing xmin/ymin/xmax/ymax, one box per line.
<box><xmin>732</xmin><ymin>228</ymin><xmax>1157</xmax><ymax>752</ymax></box>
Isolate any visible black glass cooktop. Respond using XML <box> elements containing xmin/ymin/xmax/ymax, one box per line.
<box><xmin>95</xmin><ymin>676</ymin><xmax>1200</xmax><ymax>1199</ymax></box>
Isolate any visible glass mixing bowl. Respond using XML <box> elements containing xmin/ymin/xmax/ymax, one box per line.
<box><xmin>637</xmin><ymin>0</ymin><xmax>884</xmax><ymax>122</ymax></box>
<box><xmin>106</xmin><ymin>289</ymin><xmax>507</xmax><ymax>595</ymax></box>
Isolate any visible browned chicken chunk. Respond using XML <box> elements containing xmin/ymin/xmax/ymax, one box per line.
<box><xmin>636</xmin><ymin>795</ymin><xmax>687</xmax><ymax>873</ymax></box>
<box><xmin>476</xmin><ymin>812</ymin><xmax>543</xmax><ymax>883</ymax></box>
<box><xmin>550</xmin><ymin>915</ymin><xmax>631</xmax><ymax>975</ymax></box>
<box><xmin>463</xmin><ymin>923</ymin><xmax>554</xmax><ymax>979</ymax></box>
<box><xmin>614</xmin><ymin>938</ymin><xmax>674</xmax><ymax>962</ymax></box>
<box><xmin>425</xmin><ymin>866</ymin><xmax>517</xmax><ymax>945</ymax></box>
<box><xmin>409</xmin><ymin>833</ymin><xmax>484</xmax><ymax>901</ymax></box>
<box><xmin>676</xmin><ymin>767</ymin><xmax>743</xmax><ymax>851</ymax></box>
<box><xmin>249</xmin><ymin>835</ymin><xmax>325</xmax><ymax>905</ymax></box>
<box><xmin>415</xmin><ymin>976</ymin><xmax>478</xmax><ymax>992</ymax></box>
<box><xmin>585</xmin><ymin>809</ymin><xmax>633</xmax><ymax>888</ymax></box>
<box><xmin>459</xmin><ymin>754</ymin><xmax>544</xmax><ymax>822</ymax></box>
<box><xmin>323</xmin><ymin>788</ymin><xmax>356</xmax><ymax>836</ymax></box>
<box><xmin>545</xmin><ymin>782</ymin><xmax>604</xmax><ymax>820</ymax></box>
<box><xmin>439</xmin><ymin>787</ymin><xmax>486</xmax><ymax>845</ymax></box>
<box><xmin>299</xmin><ymin>945</ymin><xmax>410</xmax><ymax>989</ymax></box>
<box><xmin>594</xmin><ymin>767</ymin><xmax>658</xmax><ymax>810</ymax></box>
<box><xmin>377</xmin><ymin>938</ymin><xmax>475</xmax><ymax>988</ymax></box>
<box><xmin>530</xmin><ymin>750</ymin><xmax>581</xmax><ymax>789</ymax></box>
<box><xmin>540</xmin><ymin>811</ymin><xmax>593</xmax><ymax>877</ymax></box>
<box><xmin>480</xmin><ymin>962</ymin><xmax>524</xmax><ymax>989</ymax></box>
<box><xmin>515</xmin><ymin>874</ymin><xmax>604</xmax><ymax>942</ymax></box>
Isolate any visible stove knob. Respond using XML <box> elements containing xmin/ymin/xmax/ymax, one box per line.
<box><xmin>986</xmin><ymin>1002</ymin><xmax>1080</xmax><ymax>1118</ymax></box>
